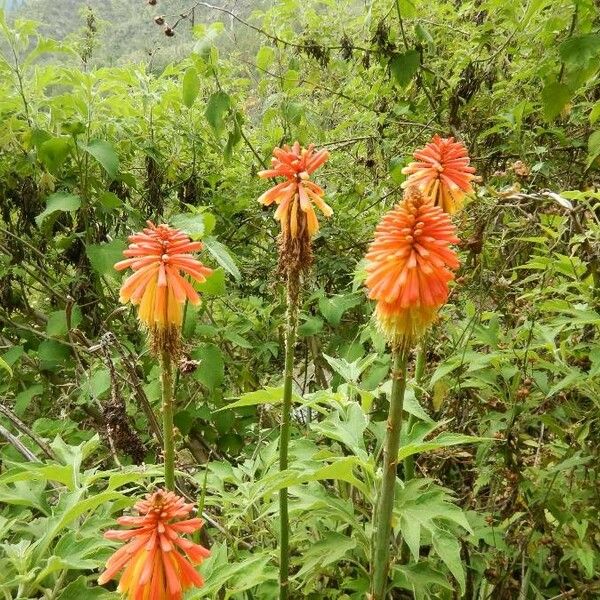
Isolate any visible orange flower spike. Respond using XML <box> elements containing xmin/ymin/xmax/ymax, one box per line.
<box><xmin>365</xmin><ymin>187</ymin><xmax>460</xmax><ymax>345</ymax></box>
<box><xmin>115</xmin><ymin>222</ymin><xmax>213</xmax><ymax>330</ymax></box>
<box><xmin>99</xmin><ymin>489</ymin><xmax>210</xmax><ymax>600</ymax></box>
<box><xmin>401</xmin><ymin>135</ymin><xmax>477</xmax><ymax>214</ymax></box>
<box><xmin>258</xmin><ymin>142</ymin><xmax>332</xmax><ymax>237</ymax></box>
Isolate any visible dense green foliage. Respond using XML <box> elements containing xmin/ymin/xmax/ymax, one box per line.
<box><xmin>0</xmin><ymin>0</ymin><xmax>599</xmax><ymax>598</ymax></box>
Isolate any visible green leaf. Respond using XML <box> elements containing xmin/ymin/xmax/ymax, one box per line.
<box><xmin>14</xmin><ymin>384</ymin><xmax>43</xmax><ymax>415</ymax></box>
<box><xmin>37</xmin><ymin>137</ymin><xmax>72</xmax><ymax>173</ymax></box>
<box><xmin>191</xmin><ymin>344</ymin><xmax>224</xmax><ymax>391</ymax></box>
<box><xmin>170</xmin><ymin>212</ymin><xmax>207</xmax><ymax>240</ymax></box>
<box><xmin>36</xmin><ymin>192</ymin><xmax>81</xmax><ymax>226</ymax></box>
<box><xmin>196</xmin><ymin>267</ymin><xmax>226</xmax><ymax>296</ymax></box>
<box><xmin>431</xmin><ymin>529</ymin><xmax>465</xmax><ymax>593</ymax></box>
<box><xmin>293</xmin><ymin>533</ymin><xmax>356</xmax><ymax>579</ymax></box>
<box><xmin>397</xmin><ymin>432</ymin><xmax>490</xmax><ymax>461</ymax></box>
<box><xmin>590</xmin><ymin>101</ymin><xmax>600</xmax><ymax>125</ymax></box>
<box><xmin>205</xmin><ymin>91</ymin><xmax>230</xmax><ymax>136</ymax></box>
<box><xmin>56</xmin><ymin>575</ymin><xmax>118</xmax><ymax>599</ymax></box>
<box><xmin>80</xmin><ymin>140</ymin><xmax>119</xmax><ymax>179</ymax></box>
<box><xmin>318</xmin><ymin>293</ymin><xmax>361</xmax><ymax>326</ymax></box>
<box><xmin>541</xmin><ymin>81</ymin><xmax>572</xmax><ymax>121</ymax></box>
<box><xmin>256</xmin><ymin>46</ymin><xmax>275</xmax><ymax>70</ymax></box>
<box><xmin>397</xmin><ymin>0</ymin><xmax>417</xmax><ymax>17</ymax></box>
<box><xmin>203</xmin><ymin>236</ymin><xmax>241</xmax><ymax>281</ymax></box>
<box><xmin>559</xmin><ymin>34</ymin><xmax>600</xmax><ymax>67</ymax></box>
<box><xmin>38</xmin><ymin>340</ymin><xmax>71</xmax><ymax>367</ymax></box>
<box><xmin>323</xmin><ymin>354</ymin><xmax>377</xmax><ymax>383</ymax></box>
<box><xmin>98</xmin><ymin>191</ymin><xmax>123</xmax><ymax>211</ymax></box>
<box><xmin>220</xmin><ymin>386</ymin><xmax>302</xmax><ymax>411</ymax></box>
<box><xmin>282</xmin><ymin>69</ymin><xmax>299</xmax><ymax>91</ymax></box>
<box><xmin>298</xmin><ymin>316</ymin><xmax>324</xmax><ymax>337</ymax></box>
<box><xmin>182</xmin><ymin>66</ymin><xmax>200</xmax><ymax>108</ymax></box>
<box><xmin>86</xmin><ymin>239</ymin><xmax>127</xmax><ymax>278</ymax></box>
<box><xmin>389</xmin><ymin>50</ymin><xmax>420</xmax><ymax>87</ymax></box>
<box><xmin>586</xmin><ymin>130</ymin><xmax>600</xmax><ymax>169</ymax></box>
<box><xmin>0</xmin><ymin>356</ymin><xmax>12</xmax><ymax>378</ymax></box>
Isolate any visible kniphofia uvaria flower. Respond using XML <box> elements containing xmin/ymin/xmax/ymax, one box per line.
<box><xmin>401</xmin><ymin>135</ymin><xmax>477</xmax><ymax>214</ymax></box>
<box><xmin>99</xmin><ymin>489</ymin><xmax>210</xmax><ymax>600</ymax></box>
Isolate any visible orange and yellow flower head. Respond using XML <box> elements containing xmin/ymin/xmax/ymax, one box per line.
<box><xmin>401</xmin><ymin>135</ymin><xmax>477</xmax><ymax>214</ymax></box>
<box><xmin>258</xmin><ymin>141</ymin><xmax>332</xmax><ymax>239</ymax></box>
<box><xmin>98</xmin><ymin>489</ymin><xmax>210</xmax><ymax>600</ymax></box>
<box><xmin>115</xmin><ymin>222</ymin><xmax>213</xmax><ymax>353</ymax></box>
<box><xmin>365</xmin><ymin>187</ymin><xmax>460</xmax><ymax>346</ymax></box>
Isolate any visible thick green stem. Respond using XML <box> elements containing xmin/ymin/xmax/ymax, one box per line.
<box><xmin>403</xmin><ymin>340</ymin><xmax>427</xmax><ymax>481</ymax></box>
<box><xmin>160</xmin><ymin>351</ymin><xmax>175</xmax><ymax>491</ymax></box>
<box><xmin>371</xmin><ymin>347</ymin><xmax>409</xmax><ymax>600</ymax></box>
<box><xmin>279</xmin><ymin>272</ymin><xmax>300</xmax><ymax>600</ymax></box>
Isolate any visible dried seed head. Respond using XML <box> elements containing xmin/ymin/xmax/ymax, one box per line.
<box><xmin>164</xmin><ymin>26</ymin><xmax>175</xmax><ymax>37</ymax></box>
<box><xmin>154</xmin><ymin>15</ymin><xmax>165</xmax><ymax>25</ymax></box>
<box><xmin>147</xmin><ymin>0</ymin><xmax>157</xmax><ymax>5</ymax></box>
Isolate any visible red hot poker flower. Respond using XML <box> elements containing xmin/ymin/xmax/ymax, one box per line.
<box><xmin>401</xmin><ymin>135</ymin><xmax>477</xmax><ymax>214</ymax></box>
<box><xmin>115</xmin><ymin>222</ymin><xmax>213</xmax><ymax>331</ymax></box>
<box><xmin>258</xmin><ymin>141</ymin><xmax>332</xmax><ymax>238</ymax></box>
<box><xmin>98</xmin><ymin>489</ymin><xmax>210</xmax><ymax>600</ymax></box>
<box><xmin>365</xmin><ymin>187</ymin><xmax>460</xmax><ymax>345</ymax></box>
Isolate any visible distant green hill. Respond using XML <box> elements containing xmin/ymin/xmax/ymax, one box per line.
<box><xmin>13</xmin><ymin>0</ymin><xmax>260</xmax><ymax>66</ymax></box>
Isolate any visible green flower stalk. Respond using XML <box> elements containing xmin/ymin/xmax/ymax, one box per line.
<box><xmin>257</xmin><ymin>142</ymin><xmax>332</xmax><ymax>599</ymax></box>
<box><xmin>364</xmin><ymin>188</ymin><xmax>461</xmax><ymax>597</ymax></box>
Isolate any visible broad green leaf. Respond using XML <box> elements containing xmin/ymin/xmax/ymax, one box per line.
<box><xmin>431</xmin><ymin>529</ymin><xmax>465</xmax><ymax>593</ymax></box>
<box><xmin>86</xmin><ymin>239</ymin><xmax>127</xmax><ymax>278</ymax></box>
<box><xmin>541</xmin><ymin>81</ymin><xmax>572</xmax><ymax>121</ymax></box>
<box><xmin>397</xmin><ymin>0</ymin><xmax>417</xmax><ymax>17</ymax></box>
<box><xmin>586</xmin><ymin>130</ymin><xmax>600</xmax><ymax>168</ymax></box>
<box><xmin>182</xmin><ymin>66</ymin><xmax>200</xmax><ymax>108</ymax></box>
<box><xmin>397</xmin><ymin>432</ymin><xmax>489</xmax><ymax>461</ymax></box>
<box><xmin>301</xmin><ymin>457</ymin><xmax>369</xmax><ymax>495</ymax></box>
<box><xmin>389</xmin><ymin>50</ymin><xmax>420</xmax><ymax>87</ymax></box>
<box><xmin>205</xmin><ymin>91</ymin><xmax>230</xmax><ymax>136</ymax></box>
<box><xmin>311</xmin><ymin>403</ymin><xmax>367</xmax><ymax>458</ymax></box>
<box><xmin>293</xmin><ymin>532</ymin><xmax>356</xmax><ymax>579</ymax></box>
<box><xmin>393</xmin><ymin>563</ymin><xmax>454</xmax><ymax>594</ymax></box>
<box><xmin>56</xmin><ymin>575</ymin><xmax>118</xmax><ymax>599</ymax></box>
<box><xmin>590</xmin><ymin>101</ymin><xmax>600</xmax><ymax>125</ymax></box>
<box><xmin>323</xmin><ymin>354</ymin><xmax>377</xmax><ymax>383</ymax></box>
<box><xmin>191</xmin><ymin>343</ymin><xmax>224</xmax><ymax>391</ymax></box>
<box><xmin>256</xmin><ymin>46</ymin><xmax>275</xmax><ymax>70</ymax></box>
<box><xmin>559</xmin><ymin>34</ymin><xmax>600</xmax><ymax>67</ymax></box>
<box><xmin>34</xmin><ymin>489</ymin><xmax>124</xmax><ymax>561</ymax></box>
<box><xmin>282</xmin><ymin>69</ymin><xmax>299</xmax><ymax>91</ymax></box>
<box><xmin>220</xmin><ymin>386</ymin><xmax>302</xmax><ymax>411</ymax></box>
<box><xmin>14</xmin><ymin>384</ymin><xmax>43</xmax><ymax>415</ymax></box>
<box><xmin>203</xmin><ymin>236</ymin><xmax>241</xmax><ymax>281</ymax></box>
<box><xmin>196</xmin><ymin>267</ymin><xmax>226</xmax><ymax>296</ymax></box>
<box><xmin>98</xmin><ymin>191</ymin><xmax>123</xmax><ymax>211</ymax></box>
<box><xmin>170</xmin><ymin>212</ymin><xmax>207</xmax><ymax>239</ymax></box>
<box><xmin>81</xmin><ymin>140</ymin><xmax>119</xmax><ymax>178</ymax></box>
<box><xmin>318</xmin><ymin>293</ymin><xmax>361</xmax><ymax>326</ymax></box>
<box><xmin>36</xmin><ymin>192</ymin><xmax>81</xmax><ymax>226</ymax></box>
<box><xmin>38</xmin><ymin>137</ymin><xmax>72</xmax><ymax>172</ymax></box>
<box><xmin>38</xmin><ymin>340</ymin><xmax>71</xmax><ymax>367</ymax></box>
<box><xmin>298</xmin><ymin>316</ymin><xmax>324</xmax><ymax>336</ymax></box>
<box><xmin>0</xmin><ymin>356</ymin><xmax>12</xmax><ymax>378</ymax></box>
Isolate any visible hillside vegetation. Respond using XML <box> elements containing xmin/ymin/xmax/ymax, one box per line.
<box><xmin>0</xmin><ymin>0</ymin><xmax>599</xmax><ymax>599</ymax></box>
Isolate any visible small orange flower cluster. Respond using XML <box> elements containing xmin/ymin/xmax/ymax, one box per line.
<box><xmin>258</xmin><ymin>142</ymin><xmax>332</xmax><ymax>239</ymax></box>
<box><xmin>99</xmin><ymin>490</ymin><xmax>210</xmax><ymax>600</ymax></box>
<box><xmin>115</xmin><ymin>222</ymin><xmax>213</xmax><ymax>332</ymax></box>
<box><xmin>401</xmin><ymin>135</ymin><xmax>477</xmax><ymax>214</ymax></box>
